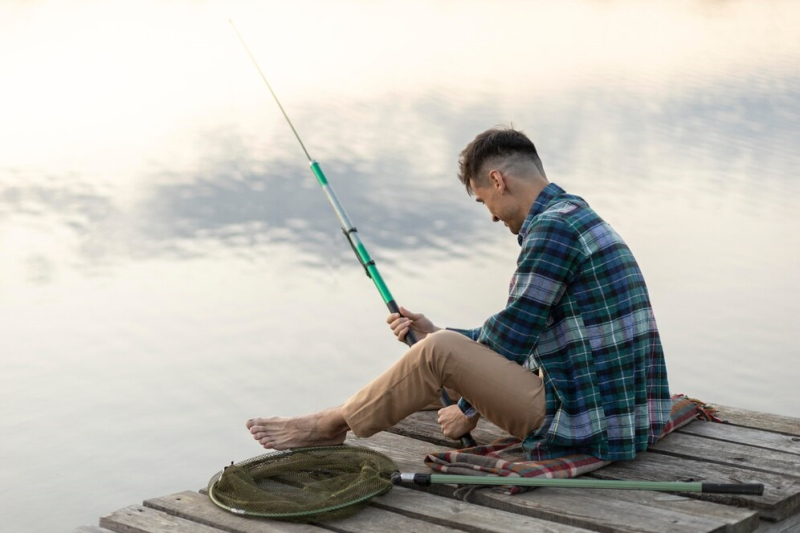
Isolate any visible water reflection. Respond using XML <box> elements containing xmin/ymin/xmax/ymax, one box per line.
<box><xmin>6</xmin><ymin>69</ymin><xmax>799</xmax><ymax>279</ymax></box>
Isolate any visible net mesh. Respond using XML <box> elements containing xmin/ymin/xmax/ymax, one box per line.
<box><xmin>207</xmin><ymin>445</ymin><xmax>398</xmax><ymax>522</ymax></box>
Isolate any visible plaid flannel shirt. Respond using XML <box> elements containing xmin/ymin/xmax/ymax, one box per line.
<box><xmin>451</xmin><ymin>183</ymin><xmax>671</xmax><ymax>461</ymax></box>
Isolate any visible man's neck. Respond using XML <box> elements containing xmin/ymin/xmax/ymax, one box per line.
<box><xmin>517</xmin><ymin>179</ymin><xmax>549</xmax><ymax>219</ymax></box>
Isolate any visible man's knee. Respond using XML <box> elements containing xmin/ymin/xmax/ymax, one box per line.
<box><xmin>422</xmin><ymin>329</ymin><xmax>471</xmax><ymax>352</ymax></box>
<box><xmin>412</xmin><ymin>329</ymin><xmax>474</xmax><ymax>369</ymax></box>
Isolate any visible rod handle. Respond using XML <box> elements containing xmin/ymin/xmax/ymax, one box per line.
<box><xmin>386</xmin><ymin>300</ymin><xmax>418</xmax><ymax>347</ymax></box>
<box><xmin>702</xmin><ymin>483</ymin><xmax>765</xmax><ymax>495</ymax></box>
<box><xmin>441</xmin><ymin>389</ymin><xmax>478</xmax><ymax>448</ymax></box>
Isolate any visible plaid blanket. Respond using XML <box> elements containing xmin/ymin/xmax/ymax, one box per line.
<box><xmin>424</xmin><ymin>394</ymin><xmax>719</xmax><ymax>495</ymax></box>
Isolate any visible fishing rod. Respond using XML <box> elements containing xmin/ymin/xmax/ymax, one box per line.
<box><xmin>229</xmin><ymin>20</ymin><xmax>477</xmax><ymax>449</ymax></box>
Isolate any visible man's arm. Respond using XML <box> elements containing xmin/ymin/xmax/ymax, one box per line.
<box><xmin>477</xmin><ymin>215</ymin><xmax>584</xmax><ymax>363</ymax></box>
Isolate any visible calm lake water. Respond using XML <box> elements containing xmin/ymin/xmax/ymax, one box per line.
<box><xmin>1</xmin><ymin>1</ymin><xmax>799</xmax><ymax>530</ymax></box>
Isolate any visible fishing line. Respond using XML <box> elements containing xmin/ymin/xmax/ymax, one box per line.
<box><xmin>229</xmin><ymin>20</ymin><xmax>311</xmax><ymax>161</ymax></box>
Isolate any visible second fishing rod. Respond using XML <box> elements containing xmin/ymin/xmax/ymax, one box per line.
<box><xmin>229</xmin><ymin>20</ymin><xmax>477</xmax><ymax>449</ymax></box>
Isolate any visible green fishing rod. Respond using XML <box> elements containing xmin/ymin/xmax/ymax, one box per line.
<box><xmin>391</xmin><ymin>472</ymin><xmax>765</xmax><ymax>494</ymax></box>
<box><xmin>229</xmin><ymin>20</ymin><xmax>477</xmax><ymax>449</ymax></box>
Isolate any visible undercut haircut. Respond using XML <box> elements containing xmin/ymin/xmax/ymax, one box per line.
<box><xmin>458</xmin><ymin>126</ymin><xmax>545</xmax><ymax>195</ymax></box>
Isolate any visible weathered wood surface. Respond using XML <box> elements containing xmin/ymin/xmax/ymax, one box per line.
<box><xmin>370</xmin><ymin>484</ymin><xmax>593</xmax><ymax>532</ymax></box>
<box><xmin>652</xmin><ymin>430</ymin><xmax>800</xmax><ymax>478</ymax></box>
<box><xmin>678</xmin><ymin>422</ymin><xmax>800</xmax><ymax>457</ymax></box>
<box><xmin>144</xmin><ymin>491</ymin><xmax>326</xmax><ymax>532</ymax></box>
<box><xmin>99</xmin><ymin>504</ymin><xmax>223</xmax><ymax>533</ymax></box>
<box><xmin>754</xmin><ymin>509</ymin><xmax>800</xmax><ymax>532</ymax></box>
<box><xmin>306</xmin><ymin>504</ymin><xmax>465</xmax><ymax>533</ymax></box>
<box><xmin>388</xmin><ymin>409</ymin><xmax>800</xmax><ymax>522</ymax></box>
<box><xmin>86</xmin><ymin>404</ymin><xmax>800</xmax><ymax>533</ymax></box>
<box><xmin>715</xmin><ymin>406</ymin><xmax>800</xmax><ymax>437</ymax></box>
<box><xmin>754</xmin><ymin>510</ymin><xmax>800</xmax><ymax>533</ymax></box>
<box><xmin>349</xmin><ymin>431</ymin><xmax>759</xmax><ymax>533</ymax></box>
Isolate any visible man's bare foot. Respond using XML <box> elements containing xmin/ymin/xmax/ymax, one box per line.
<box><xmin>245</xmin><ymin>408</ymin><xmax>350</xmax><ymax>450</ymax></box>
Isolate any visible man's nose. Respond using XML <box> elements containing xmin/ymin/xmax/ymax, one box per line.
<box><xmin>492</xmin><ymin>215</ymin><xmax>500</xmax><ymax>223</ymax></box>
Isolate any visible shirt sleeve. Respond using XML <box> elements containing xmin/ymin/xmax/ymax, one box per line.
<box><xmin>477</xmin><ymin>215</ymin><xmax>585</xmax><ymax>364</ymax></box>
<box><xmin>446</xmin><ymin>327</ymin><xmax>481</xmax><ymax>341</ymax></box>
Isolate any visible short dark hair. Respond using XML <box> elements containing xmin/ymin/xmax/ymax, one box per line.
<box><xmin>457</xmin><ymin>126</ymin><xmax>544</xmax><ymax>195</ymax></box>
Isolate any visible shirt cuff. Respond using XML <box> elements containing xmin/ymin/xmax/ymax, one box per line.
<box><xmin>457</xmin><ymin>398</ymin><xmax>478</xmax><ymax>418</ymax></box>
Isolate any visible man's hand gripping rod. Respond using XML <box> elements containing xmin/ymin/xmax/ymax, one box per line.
<box><xmin>229</xmin><ymin>20</ymin><xmax>477</xmax><ymax>449</ymax></box>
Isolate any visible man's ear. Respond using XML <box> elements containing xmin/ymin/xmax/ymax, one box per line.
<box><xmin>488</xmin><ymin>169</ymin><xmax>506</xmax><ymax>193</ymax></box>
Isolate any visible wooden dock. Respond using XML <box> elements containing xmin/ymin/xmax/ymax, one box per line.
<box><xmin>76</xmin><ymin>405</ymin><xmax>800</xmax><ymax>532</ymax></box>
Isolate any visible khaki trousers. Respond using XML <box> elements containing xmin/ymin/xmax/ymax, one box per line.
<box><xmin>341</xmin><ymin>330</ymin><xmax>546</xmax><ymax>440</ymax></box>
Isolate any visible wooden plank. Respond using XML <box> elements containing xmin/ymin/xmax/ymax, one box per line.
<box><xmin>588</xmin><ymin>451</ymin><xmax>800</xmax><ymax>522</ymax></box>
<box><xmin>144</xmin><ymin>491</ymin><xmax>325</xmax><ymax>532</ymax></box>
<box><xmin>715</xmin><ymin>406</ymin><xmax>800</xmax><ymax>437</ymax></box>
<box><xmin>754</xmin><ymin>511</ymin><xmax>800</xmax><ymax>532</ymax></box>
<box><xmin>146</xmin><ymin>490</ymin><xmax>463</xmax><ymax>533</ymax></box>
<box><xmin>318</xmin><ymin>505</ymin><xmax>465</xmax><ymax>533</ymax></box>
<box><xmin>350</xmin><ymin>432</ymin><xmax>758</xmax><ymax>533</ymax></box>
<box><xmin>678</xmin><ymin>422</ymin><xmax>800</xmax><ymax>456</ymax></box>
<box><xmin>71</xmin><ymin>527</ymin><xmax>116</xmax><ymax>533</ymax></box>
<box><xmin>568</xmin><ymin>489</ymin><xmax>760</xmax><ymax>533</ymax></box>
<box><xmin>371</xmin><ymin>485</ymin><xmax>593</xmax><ymax>532</ymax></box>
<box><xmin>652</xmin><ymin>430</ymin><xmax>800</xmax><ymax>477</ymax></box>
<box><xmin>99</xmin><ymin>504</ymin><xmax>224</xmax><ymax>533</ymax></box>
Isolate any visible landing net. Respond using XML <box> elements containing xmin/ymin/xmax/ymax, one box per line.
<box><xmin>207</xmin><ymin>445</ymin><xmax>398</xmax><ymax>522</ymax></box>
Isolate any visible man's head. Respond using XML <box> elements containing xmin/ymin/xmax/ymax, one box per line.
<box><xmin>458</xmin><ymin>126</ymin><xmax>549</xmax><ymax>235</ymax></box>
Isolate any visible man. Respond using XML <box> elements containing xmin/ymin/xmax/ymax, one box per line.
<box><xmin>247</xmin><ymin>127</ymin><xmax>671</xmax><ymax>461</ymax></box>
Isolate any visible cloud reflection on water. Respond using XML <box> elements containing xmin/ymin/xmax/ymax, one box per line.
<box><xmin>3</xmin><ymin>64</ymin><xmax>799</xmax><ymax>283</ymax></box>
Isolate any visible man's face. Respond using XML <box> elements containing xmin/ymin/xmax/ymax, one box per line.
<box><xmin>470</xmin><ymin>176</ymin><xmax>522</xmax><ymax>235</ymax></box>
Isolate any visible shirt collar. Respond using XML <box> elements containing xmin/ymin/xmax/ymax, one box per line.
<box><xmin>517</xmin><ymin>182</ymin><xmax>566</xmax><ymax>245</ymax></box>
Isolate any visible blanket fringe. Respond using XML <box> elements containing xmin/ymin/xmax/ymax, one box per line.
<box><xmin>453</xmin><ymin>484</ymin><xmax>485</xmax><ymax>502</ymax></box>
<box><xmin>681</xmin><ymin>395</ymin><xmax>726</xmax><ymax>423</ymax></box>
